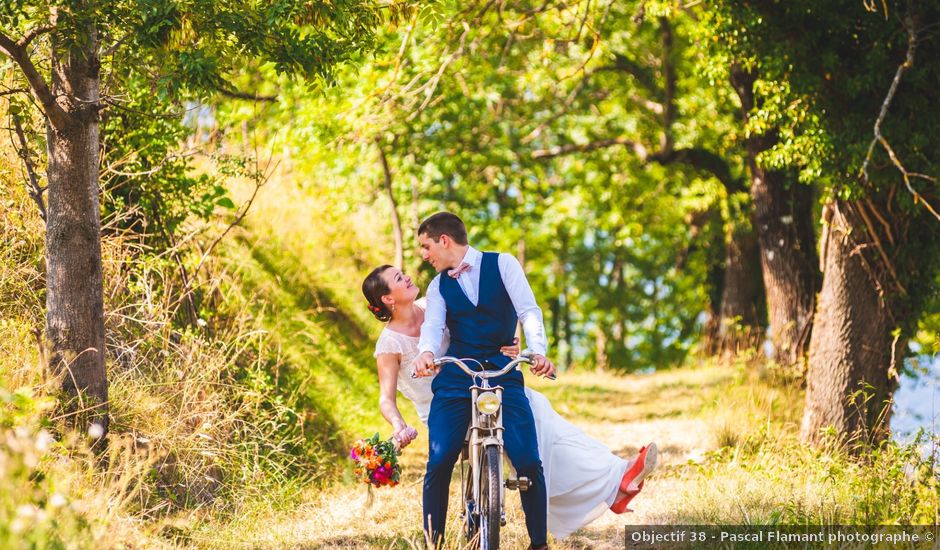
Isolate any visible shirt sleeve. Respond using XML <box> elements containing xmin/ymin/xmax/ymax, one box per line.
<box><xmin>498</xmin><ymin>253</ymin><xmax>548</xmax><ymax>356</ymax></box>
<box><xmin>418</xmin><ymin>275</ymin><xmax>447</xmax><ymax>356</ymax></box>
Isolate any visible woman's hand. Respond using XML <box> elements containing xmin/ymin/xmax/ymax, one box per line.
<box><xmin>394</xmin><ymin>425</ymin><xmax>419</xmax><ymax>449</ymax></box>
<box><xmin>500</xmin><ymin>337</ymin><xmax>521</xmax><ymax>359</ymax></box>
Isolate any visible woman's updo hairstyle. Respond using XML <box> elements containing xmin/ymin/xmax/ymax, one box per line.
<box><xmin>362</xmin><ymin>265</ymin><xmax>394</xmax><ymax>322</ymax></box>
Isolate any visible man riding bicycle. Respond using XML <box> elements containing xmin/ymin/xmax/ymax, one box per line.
<box><xmin>413</xmin><ymin>212</ymin><xmax>556</xmax><ymax>549</ymax></box>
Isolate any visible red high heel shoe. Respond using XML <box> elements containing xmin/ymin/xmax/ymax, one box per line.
<box><xmin>610</xmin><ymin>442</ymin><xmax>658</xmax><ymax>514</ymax></box>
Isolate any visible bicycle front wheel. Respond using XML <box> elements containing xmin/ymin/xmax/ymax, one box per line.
<box><xmin>479</xmin><ymin>445</ymin><xmax>501</xmax><ymax>550</ymax></box>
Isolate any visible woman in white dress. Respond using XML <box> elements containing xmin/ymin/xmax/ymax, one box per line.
<box><xmin>362</xmin><ymin>265</ymin><xmax>657</xmax><ymax>539</ymax></box>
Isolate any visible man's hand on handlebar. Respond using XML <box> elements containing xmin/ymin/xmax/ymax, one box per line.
<box><xmin>413</xmin><ymin>351</ymin><xmax>439</xmax><ymax>378</ymax></box>
<box><xmin>529</xmin><ymin>353</ymin><xmax>556</xmax><ymax>378</ymax></box>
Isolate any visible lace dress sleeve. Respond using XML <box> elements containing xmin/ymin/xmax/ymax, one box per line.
<box><xmin>374</xmin><ymin>330</ymin><xmax>404</xmax><ymax>358</ymax></box>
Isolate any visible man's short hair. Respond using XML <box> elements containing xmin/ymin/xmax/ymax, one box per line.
<box><xmin>418</xmin><ymin>212</ymin><xmax>468</xmax><ymax>245</ymax></box>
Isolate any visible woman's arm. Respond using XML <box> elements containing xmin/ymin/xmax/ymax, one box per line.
<box><xmin>376</xmin><ymin>353</ymin><xmax>418</xmax><ymax>447</ymax></box>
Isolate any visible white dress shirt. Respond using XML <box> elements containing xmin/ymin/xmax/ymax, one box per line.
<box><xmin>418</xmin><ymin>246</ymin><xmax>548</xmax><ymax>357</ymax></box>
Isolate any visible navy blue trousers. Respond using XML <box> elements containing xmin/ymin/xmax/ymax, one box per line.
<box><xmin>423</xmin><ymin>383</ymin><xmax>547</xmax><ymax>548</ymax></box>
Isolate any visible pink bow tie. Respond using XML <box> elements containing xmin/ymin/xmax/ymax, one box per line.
<box><xmin>448</xmin><ymin>262</ymin><xmax>471</xmax><ymax>278</ymax></box>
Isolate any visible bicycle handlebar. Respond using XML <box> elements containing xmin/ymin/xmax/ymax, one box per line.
<box><xmin>412</xmin><ymin>350</ymin><xmax>557</xmax><ymax>381</ymax></box>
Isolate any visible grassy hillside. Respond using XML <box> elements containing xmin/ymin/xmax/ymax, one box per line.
<box><xmin>215</xmin><ymin>172</ymin><xmax>424</xmax><ymax>451</ymax></box>
<box><xmin>0</xmin><ymin>157</ymin><xmax>414</xmax><ymax>547</ymax></box>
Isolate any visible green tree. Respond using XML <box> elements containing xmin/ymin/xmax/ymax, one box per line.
<box><xmin>0</xmin><ymin>0</ymin><xmax>381</xmax><ymax>443</ymax></box>
<box><xmin>279</xmin><ymin>2</ymin><xmax>725</xmax><ymax>369</ymax></box>
<box><xmin>709</xmin><ymin>0</ymin><xmax>940</xmax><ymax>446</ymax></box>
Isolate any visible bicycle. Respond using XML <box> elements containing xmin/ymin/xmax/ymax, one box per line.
<box><xmin>428</xmin><ymin>350</ymin><xmax>555</xmax><ymax>550</ymax></box>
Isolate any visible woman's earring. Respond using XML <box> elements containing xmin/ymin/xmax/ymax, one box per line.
<box><xmin>390</xmin><ymin>302</ymin><xmax>396</xmax><ymax>312</ymax></box>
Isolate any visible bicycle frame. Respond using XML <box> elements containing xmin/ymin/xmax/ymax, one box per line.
<box><xmin>430</xmin><ymin>351</ymin><xmax>547</xmax><ymax>549</ymax></box>
<box><xmin>470</xmin><ymin>372</ymin><xmax>506</xmax><ymax>525</ymax></box>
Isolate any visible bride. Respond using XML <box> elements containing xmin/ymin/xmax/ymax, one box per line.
<box><xmin>362</xmin><ymin>264</ymin><xmax>658</xmax><ymax>539</ymax></box>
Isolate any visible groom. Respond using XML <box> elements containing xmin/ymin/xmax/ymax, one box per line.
<box><xmin>413</xmin><ymin>211</ymin><xmax>555</xmax><ymax>549</ymax></box>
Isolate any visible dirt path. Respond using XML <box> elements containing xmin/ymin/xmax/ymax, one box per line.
<box><xmin>217</xmin><ymin>367</ymin><xmax>732</xmax><ymax>549</ymax></box>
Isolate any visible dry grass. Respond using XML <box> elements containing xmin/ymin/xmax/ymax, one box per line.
<box><xmin>0</xmin><ymin>153</ymin><xmax>380</xmax><ymax>547</ymax></box>
<box><xmin>0</xmin><ymin>148</ymin><xmax>411</xmax><ymax>548</ymax></box>
<box><xmin>188</xmin><ymin>362</ymin><xmax>938</xmax><ymax>549</ymax></box>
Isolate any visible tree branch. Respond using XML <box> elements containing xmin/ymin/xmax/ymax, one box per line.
<box><xmin>859</xmin><ymin>16</ymin><xmax>940</xmax><ymax>221</ymax></box>
<box><xmin>650</xmin><ymin>147</ymin><xmax>746</xmax><ymax>194</ymax></box>
<box><xmin>11</xmin><ymin>114</ymin><xmax>47</xmax><ymax>222</ymax></box>
<box><xmin>18</xmin><ymin>25</ymin><xmax>54</xmax><ymax>48</ymax></box>
<box><xmin>532</xmin><ymin>137</ymin><xmax>745</xmax><ymax>194</ymax></box>
<box><xmin>0</xmin><ymin>30</ymin><xmax>69</xmax><ymax>129</ymax></box>
<box><xmin>377</xmin><ymin>137</ymin><xmax>404</xmax><ymax>269</ymax></box>
<box><xmin>216</xmin><ymin>85</ymin><xmax>277</xmax><ymax>102</ymax></box>
<box><xmin>659</xmin><ymin>16</ymin><xmax>676</xmax><ymax>154</ymax></box>
<box><xmin>0</xmin><ymin>88</ymin><xmax>29</xmax><ymax>97</ymax></box>
<box><xmin>531</xmin><ymin>136</ymin><xmax>648</xmax><ymax>160</ymax></box>
<box><xmin>594</xmin><ymin>52</ymin><xmax>662</xmax><ymax>97</ymax></box>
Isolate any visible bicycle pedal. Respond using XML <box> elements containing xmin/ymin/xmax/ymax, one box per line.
<box><xmin>504</xmin><ymin>477</ymin><xmax>531</xmax><ymax>491</ymax></box>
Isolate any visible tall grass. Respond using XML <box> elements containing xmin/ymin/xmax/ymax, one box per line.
<box><xmin>0</xmin><ymin>153</ymin><xmax>395</xmax><ymax>547</ymax></box>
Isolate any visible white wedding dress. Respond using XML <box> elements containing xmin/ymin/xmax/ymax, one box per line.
<box><xmin>374</xmin><ymin>319</ymin><xmax>628</xmax><ymax>539</ymax></box>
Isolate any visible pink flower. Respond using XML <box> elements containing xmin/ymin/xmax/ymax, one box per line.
<box><xmin>372</xmin><ymin>470</ymin><xmax>390</xmax><ymax>484</ymax></box>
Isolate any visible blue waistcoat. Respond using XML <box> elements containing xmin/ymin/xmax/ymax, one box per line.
<box><xmin>432</xmin><ymin>252</ymin><xmax>523</xmax><ymax>395</ymax></box>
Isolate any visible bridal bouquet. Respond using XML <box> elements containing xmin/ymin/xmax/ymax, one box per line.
<box><xmin>349</xmin><ymin>433</ymin><xmax>401</xmax><ymax>488</ymax></box>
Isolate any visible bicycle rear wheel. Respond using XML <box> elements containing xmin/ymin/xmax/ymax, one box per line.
<box><xmin>479</xmin><ymin>445</ymin><xmax>501</xmax><ymax>550</ymax></box>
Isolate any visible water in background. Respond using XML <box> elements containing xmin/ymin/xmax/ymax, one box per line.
<box><xmin>891</xmin><ymin>355</ymin><xmax>939</xmax><ymax>447</ymax></box>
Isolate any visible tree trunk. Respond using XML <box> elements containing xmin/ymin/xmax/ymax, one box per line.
<box><xmin>800</xmin><ymin>200</ymin><xmax>903</xmax><ymax>447</ymax></box>
<box><xmin>715</xmin><ymin>223</ymin><xmax>764</xmax><ymax>355</ymax></box>
<box><xmin>595</xmin><ymin>327</ymin><xmax>608</xmax><ymax>371</ymax></box>
<box><xmin>376</xmin><ymin>140</ymin><xmax>404</xmax><ymax>269</ymax></box>
<box><xmin>46</xmin><ymin>20</ymin><xmax>109</xmax><ymax>443</ymax></box>
<box><xmin>732</xmin><ymin>63</ymin><xmax>819</xmax><ymax>369</ymax></box>
<box><xmin>751</xmin><ymin>169</ymin><xmax>818</xmax><ymax>368</ymax></box>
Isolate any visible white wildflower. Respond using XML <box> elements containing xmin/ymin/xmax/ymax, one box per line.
<box><xmin>35</xmin><ymin>430</ymin><xmax>54</xmax><ymax>452</ymax></box>
<box><xmin>49</xmin><ymin>493</ymin><xmax>67</xmax><ymax>509</ymax></box>
<box><xmin>16</xmin><ymin>504</ymin><xmax>37</xmax><ymax>519</ymax></box>
<box><xmin>88</xmin><ymin>423</ymin><xmax>105</xmax><ymax>440</ymax></box>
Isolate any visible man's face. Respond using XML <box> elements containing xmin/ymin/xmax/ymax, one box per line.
<box><xmin>418</xmin><ymin>233</ymin><xmax>448</xmax><ymax>273</ymax></box>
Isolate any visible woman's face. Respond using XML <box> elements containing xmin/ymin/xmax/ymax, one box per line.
<box><xmin>380</xmin><ymin>267</ymin><xmax>419</xmax><ymax>308</ymax></box>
